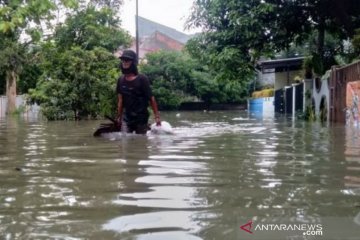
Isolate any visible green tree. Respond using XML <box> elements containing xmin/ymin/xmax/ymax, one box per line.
<box><xmin>140</xmin><ymin>50</ymin><xmax>244</xmax><ymax>109</ymax></box>
<box><xmin>29</xmin><ymin>46</ymin><xmax>119</xmax><ymax>120</ymax></box>
<box><xmin>84</xmin><ymin>0</ymin><xmax>124</xmax><ymax>9</ymax></box>
<box><xmin>54</xmin><ymin>6</ymin><xmax>131</xmax><ymax>52</ymax></box>
<box><xmin>29</xmin><ymin>6</ymin><xmax>131</xmax><ymax>120</ymax></box>
<box><xmin>187</xmin><ymin>0</ymin><xmax>360</xmax><ymax>80</ymax></box>
<box><xmin>351</xmin><ymin>28</ymin><xmax>360</xmax><ymax>59</ymax></box>
<box><xmin>280</xmin><ymin>31</ymin><xmax>347</xmax><ymax>75</ymax></box>
<box><xmin>140</xmin><ymin>51</ymin><xmax>198</xmax><ymax>109</ymax></box>
<box><xmin>0</xmin><ymin>0</ymin><xmax>77</xmax><ymax>114</ymax></box>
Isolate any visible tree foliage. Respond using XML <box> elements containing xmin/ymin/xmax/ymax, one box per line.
<box><xmin>140</xmin><ymin>50</ymin><xmax>245</xmax><ymax>110</ymax></box>
<box><xmin>187</xmin><ymin>0</ymin><xmax>360</xmax><ymax>79</ymax></box>
<box><xmin>83</xmin><ymin>0</ymin><xmax>124</xmax><ymax>9</ymax></box>
<box><xmin>28</xmin><ymin>5</ymin><xmax>131</xmax><ymax>120</ymax></box>
<box><xmin>351</xmin><ymin>29</ymin><xmax>360</xmax><ymax>58</ymax></box>
<box><xmin>0</xmin><ymin>0</ymin><xmax>78</xmax><ymax>112</ymax></box>
<box><xmin>0</xmin><ymin>0</ymin><xmax>79</xmax><ymax>58</ymax></box>
<box><xmin>140</xmin><ymin>51</ymin><xmax>199</xmax><ymax>109</ymax></box>
<box><xmin>29</xmin><ymin>46</ymin><xmax>119</xmax><ymax>120</ymax></box>
<box><xmin>54</xmin><ymin>6</ymin><xmax>131</xmax><ymax>52</ymax></box>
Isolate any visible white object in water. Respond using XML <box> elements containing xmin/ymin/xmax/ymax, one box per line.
<box><xmin>150</xmin><ymin>121</ymin><xmax>174</xmax><ymax>135</ymax></box>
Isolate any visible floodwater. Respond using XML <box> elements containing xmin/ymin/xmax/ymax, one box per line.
<box><xmin>0</xmin><ymin>111</ymin><xmax>359</xmax><ymax>240</ymax></box>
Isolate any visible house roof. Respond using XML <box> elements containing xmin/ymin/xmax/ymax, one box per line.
<box><xmin>140</xmin><ymin>31</ymin><xmax>183</xmax><ymax>51</ymax></box>
<box><xmin>257</xmin><ymin>57</ymin><xmax>305</xmax><ymax>70</ymax></box>
<box><xmin>136</xmin><ymin>31</ymin><xmax>184</xmax><ymax>58</ymax></box>
<box><xmin>138</xmin><ymin>16</ymin><xmax>191</xmax><ymax>44</ymax></box>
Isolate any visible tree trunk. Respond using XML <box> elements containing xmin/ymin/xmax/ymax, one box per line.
<box><xmin>317</xmin><ymin>17</ymin><xmax>325</xmax><ymax>61</ymax></box>
<box><xmin>314</xmin><ymin>17</ymin><xmax>325</xmax><ymax>75</ymax></box>
<box><xmin>6</xmin><ymin>70</ymin><xmax>17</xmax><ymax>114</ymax></box>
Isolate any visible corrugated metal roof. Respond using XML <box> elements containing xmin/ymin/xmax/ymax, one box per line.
<box><xmin>257</xmin><ymin>57</ymin><xmax>305</xmax><ymax>69</ymax></box>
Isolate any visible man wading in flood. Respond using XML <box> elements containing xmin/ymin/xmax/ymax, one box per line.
<box><xmin>116</xmin><ymin>50</ymin><xmax>161</xmax><ymax>134</ymax></box>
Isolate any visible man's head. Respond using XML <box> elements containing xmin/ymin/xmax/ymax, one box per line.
<box><xmin>120</xmin><ymin>49</ymin><xmax>138</xmax><ymax>64</ymax></box>
<box><xmin>119</xmin><ymin>49</ymin><xmax>138</xmax><ymax>75</ymax></box>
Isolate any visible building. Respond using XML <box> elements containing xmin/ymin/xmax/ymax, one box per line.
<box><xmin>117</xmin><ymin>16</ymin><xmax>194</xmax><ymax>59</ymax></box>
<box><xmin>135</xmin><ymin>30</ymin><xmax>185</xmax><ymax>59</ymax></box>
<box><xmin>258</xmin><ymin>57</ymin><xmax>305</xmax><ymax>114</ymax></box>
<box><xmin>256</xmin><ymin>57</ymin><xmax>304</xmax><ymax>90</ymax></box>
<box><xmin>137</xmin><ymin>16</ymin><xmax>192</xmax><ymax>44</ymax></box>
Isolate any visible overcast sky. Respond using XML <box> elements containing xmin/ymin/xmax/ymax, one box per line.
<box><xmin>119</xmin><ymin>0</ymin><xmax>200</xmax><ymax>36</ymax></box>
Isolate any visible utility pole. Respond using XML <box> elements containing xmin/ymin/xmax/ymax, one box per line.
<box><xmin>135</xmin><ymin>0</ymin><xmax>139</xmax><ymax>59</ymax></box>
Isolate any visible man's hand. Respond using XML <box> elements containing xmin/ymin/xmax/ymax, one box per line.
<box><xmin>116</xmin><ymin>116</ymin><xmax>122</xmax><ymax>129</ymax></box>
<box><xmin>150</xmin><ymin>97</ymin><xmax>161</xmax><ymax>126</ymax></box>
<box><xmin>155</xmin><ymin>116</ymin><xmax>161</xmax><ymax>126</ymax></box>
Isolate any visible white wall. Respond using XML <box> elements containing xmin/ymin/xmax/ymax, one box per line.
<box><xmin>312</xmin><ymin>79</ymin><xmax>330</xmax><ymax>120</ymax></box>
<box><xmin>263</xmin><ymin>97</ymin><xmax>275</xmax><ymax>118</ymax></box>
<box><xmin>257</xmin><ymin>69</ymin><xmax>275</xmax><ymax>87</ymax></box>
<box><xmin>0</xmin><ymin>95</ymin><xmax>40</xmax><ymax>119</ymax></box>
<box><xmin>0</xmin><ymin>96</ymin><xmax>6</xmax><ymax>117</ymax></box>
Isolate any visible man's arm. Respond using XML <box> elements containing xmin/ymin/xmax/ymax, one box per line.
<box><xmin>150</xmin><ymin>96</ymin><xmax>161</xmax><ymax>126</ymax></box>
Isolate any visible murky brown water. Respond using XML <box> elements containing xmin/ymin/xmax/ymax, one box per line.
<box><xmin>0</xmin><ymin>111</ymin><xmax>359</xmax><ymax>240</ymax></box>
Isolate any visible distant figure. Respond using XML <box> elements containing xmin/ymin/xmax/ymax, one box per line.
<box><xmin>116</xmin><ymin>50</ymin><xmax>161</xmax><ymax>134</ymax></box>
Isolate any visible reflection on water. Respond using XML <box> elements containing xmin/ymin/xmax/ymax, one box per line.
<box><xmin>0</xmin><ymin>111</ymin><xmax>359</xmax><ymax>240</ymax></box>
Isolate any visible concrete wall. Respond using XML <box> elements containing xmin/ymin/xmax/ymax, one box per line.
<box><xmin>257</xmin><ymin>69</ymin><xmax>303</xmax><ymax>90</ymax></box>
<box><xmin>0</xmin><ymin>95</ymin><xmax>40</xmax><ymax>119</ymax></box>
<box><xmin>312</xmin><ymin>78</ymin><xmax>330</xmax><ymax>121</ymax></box>
<box><xmin>257</xmin><ymin>69</ymin><xmax>275</xmax><ymax>87</ymax></box>
<box><xmin>0</xmin><ymin>96</ymin><xmax>6</xmax><ymax>117</ymax></box>
<box><xmin>248</xmin><ymin>97</ymin><xmax>274</xmax><ymax>118</ymax></box>
<box><xmin>274</xmin><ymin>70</ymin><xmax>303</xmax><ymax>90</ymax></box>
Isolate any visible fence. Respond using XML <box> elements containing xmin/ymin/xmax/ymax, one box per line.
<box><xmin>274</xmin><ymin>83</ymin><xmax>304</xmax><ymax>116</ymax></box>
<box><xmin>329</xmin><ymin>61</ymin><xmax>360</xmax><ymax>123</ymax></box>
<box><xmin>0</xmin><ymin>95</ymin><xmax>40</xmax><ymax>119</ymax></box>
<box><xmin>0</xmin><ymin>96</ymin><xmax>6</xmax><ymax>117</ymax></box>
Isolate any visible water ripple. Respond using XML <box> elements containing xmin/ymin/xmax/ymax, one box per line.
<box><xmin>1</xmin><ymin>113</ymin><xmax>360</xmax><ymax>239</ymax></box>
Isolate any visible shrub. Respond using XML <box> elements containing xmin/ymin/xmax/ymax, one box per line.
<box><xmin>251</xmin><ymin>88</ymin><xmax>274</xmax><ymax>98</ymax></box>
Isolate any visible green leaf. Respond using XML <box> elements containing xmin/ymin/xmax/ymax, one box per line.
<box><xmin>0</xmin><ymin>21</ymin><xmax>13</xmax><ymax>33</ymax></box>
<box><xmin>61</xmin><ymin>0</ymin><xmax>78</xmax><ymax>9</ymax></box>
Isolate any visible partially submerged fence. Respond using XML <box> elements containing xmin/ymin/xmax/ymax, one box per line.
<box><xmin>274</xmin><ymin>83</ymin><xmax>304</xmax><ymax>116</ymax></box>
<box><xmin>0</xmin><ymin>96</ymin><xmax>6</xmax><ymax>117</ymax></box>
<box><xmin>330</xmin><ymin>61</ymin><xmax>360</xmax><ymax>123</ymax></box>
<box><xmin>0</xmin><ymin>95</ymin><xmax>40</xmax><ymax>119</ymax></box>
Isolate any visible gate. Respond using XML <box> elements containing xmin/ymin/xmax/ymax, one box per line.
<box><xmin>295</xmin><ymin>82</ymin><xmax>304</xmax><ymax>112</ymax></box>
<box><xmin>274</xmin><ymin>89</ymin><xmax>284</xmax><ymax>113</ymax></box>
<box><xmin>285</xmin><ymin>87</ymin><xmax>293</xmax><ymax>114</ymax></box>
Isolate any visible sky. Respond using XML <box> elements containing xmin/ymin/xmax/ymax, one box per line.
<box><xmin>119</xmin><ymin>0</ymin><xmax>200</xmax><ymax>36</ymax></box>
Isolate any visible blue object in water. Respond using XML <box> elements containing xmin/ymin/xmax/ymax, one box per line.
<box><xmin>249</xmin><ymin>98</ymin><xmax>264</xmax><ymax>113</ymax></box>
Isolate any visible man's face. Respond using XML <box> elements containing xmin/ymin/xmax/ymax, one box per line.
<box><xmin>121</xmin><ymin>58</ymin><xmax>132</xmax><ymax>69</ymax></box>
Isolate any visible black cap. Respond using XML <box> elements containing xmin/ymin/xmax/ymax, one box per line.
<box><xmin>120</xmin><ymin>50</ymin><xmax>138</xmax><ymax>64</ymax></box>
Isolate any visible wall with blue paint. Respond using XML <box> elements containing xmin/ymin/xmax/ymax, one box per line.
<box><xmin>249</xmin><ymin>98</ymin><xmax>264</xmax><ymax>113</ymax></box>
<box><xmin>248</xmin><ymin>97</ymin><xmax>274</xmax><ymax>118</ymax></box>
